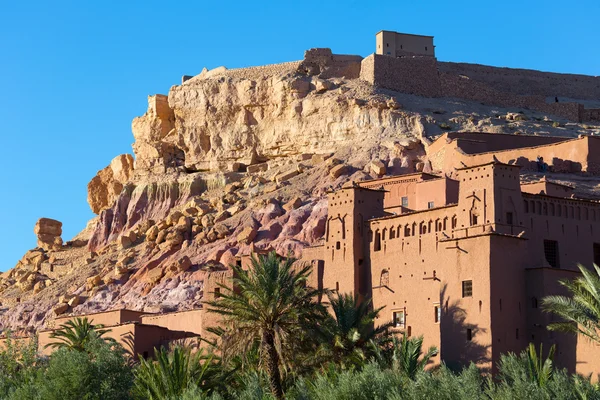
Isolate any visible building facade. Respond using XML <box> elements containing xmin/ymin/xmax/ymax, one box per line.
<box><xmin>375</xmin><ymin>30</ymin><xmax>435</xmax><ymax>58</ymax></box>
<box><xmin>303</xmin><ymin>160</ymin><xmax>600</xmax><ymax>375</ymax></box>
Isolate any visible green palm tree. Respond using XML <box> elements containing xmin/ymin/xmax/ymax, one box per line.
<box><xmin>133</xmin><ymin>346</ymin><xmax>221</xmax><ymax>400</ymax></box>
<box><xmin>496</xmin><ymin>343</ymin><xmax>556</xmax><ymax>388</ymax></box>
<box><xmin>375</xmin><ymin>333</ymin><xmax>438</xmax><ymax>379</ymax></box>
<box><xmin>207</xmin><ymin>251</ymin><xmax>326</xmax><ymax>400</ymax></box>
<box><xmin>46</xmin><ymin>317</ymin><xmax>112</xmax><ymax>351</ymax></box>
<box><xmin>321</xmin><ymin>292</ymin><xmax>392</xmax><ymax>368</ymax></box>
<box><xmin>524</xmin><ymin>343</ymin><xmax>556</xmax><ymax>387</ymax></box>
<box><xmin>542</xmin><ymin>264</ymin><xmax>600</xmax><ymax>343</ymax></box>
<box><xmin>393</xmin><ymin>333</ymin><xmax>438</xmax><ymax>379</ymax></box>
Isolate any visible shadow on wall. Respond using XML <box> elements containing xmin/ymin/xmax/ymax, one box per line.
<box><xmin>440</xmin><ymin>284</ymin><xmax>491</xmax><ymax>374</ymax></box>
<box><xmin>510</xmin><ymin>156</ymin><xmax>583</xmax><ymax>173</ymax></box>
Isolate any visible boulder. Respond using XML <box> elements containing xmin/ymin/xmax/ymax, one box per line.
<box><xmin>276</xmin><ymin>169</ymin><xmax>300</xmax><ymax>184</ymax></box>
<box><xmin>53</xmin><ymin>303</ymin><xmax>69</xmax><ymax>316</ymax></box>
<box><xmin>86</xmin><ymin>275</ymin><xmax>101</xmax><ymax>290</ymax></box>
<box><xmin>283</xmin><ymin>197</ymin><xmax>303</xmax><ymax>212</ymax></box>
<box><xmin>247</xmin><ymin>163</ymin><xmax>269</xmax><ymax>174</ymax></box>
<box><xmin>146</xmin><ymin>267</ymin><xmax>164</xmax><ymax>284</ymax></box>
<box><xmin>34</xmin><ymin>218</ymin><xmax>63</xmax><ymax>251</ymax></box>
<box><xmin>145</xmin><ymin>225</ymin><xmax>160</xmax><ymax>241</ymax></box>
<box><xmin>370</xmin><ymin>160</ymin><xmax>386</xmax><ymax>176</ymax></box>
<box><xmin>213</xmin><ymin>224</ymin><xmax>230</xmax><ymax>239</ymax></box>
<box><xmin>170</xmin><ymin>256</ymin><xmax>192</xmax><ymax>273</ymax></box>
<box><xmin>237</xmin><ymin>226</ymin><xmax>258</xmax><ymax>244</ymax></box>
<box><xmin>214</xmin><ymin>211</ymin><xmax>230</xmax><ymax>223</ymax></box>
<box><xmin>330</xmin><ymin>164</ymin><xmax>350</xmax><ymax>178</ymax></box>
<box><xmin>67</xmin><ymin>295</ymin><xmax>81</xmax><ymax>307</ymax></box>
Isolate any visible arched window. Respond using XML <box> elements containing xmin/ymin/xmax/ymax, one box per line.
<box><xmin>549</xmin><ymin>203</ymin><xmax>555</xmax><ymax>216</ymax></box>
<box><xmin>397</xmin><ymin>225</ymin><xmax>402</xmax><ymax>238</ymax></box>
<box><xmin>451</xmin><ymin>216</ymin><xmax>457</xmax><ymax>229</ymax></box>
<box><xmin>524</xmin><ymin>200</ymin><xmax>529</xmax><ymax>213</ymax></box>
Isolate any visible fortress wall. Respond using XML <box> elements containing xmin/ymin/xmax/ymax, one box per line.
<box><xmin>140</xmin><ymin>309</ymin><xmax>203</xmax><ymax>335</ymax></box>
<box><xmin>439</xmin><ymin>71</ymin><xmax>583</xmax><ymax>122</ymax></box>
<box><xmin>438</xmin><ymin>62</ymin><xmax>600</xmax><ymax>100</ymax></box>
<box><xmin>447</xmin><ymin>132</ymin><xmax>569</xmax><ymax>154</ymax></box>
<box><xmin>360</xmin><ymin>54</ymin><xmax>442</xmax><ymax>97</ymax></box>
<box><xmin>454</xmin><ymin>136</ymin><xmax>593</xmax><ymax>173</ymax></box>
<box><xmin>301</xmin><ymin>48</ymin><xmax>363</xmax><ymax>79</ymax></box>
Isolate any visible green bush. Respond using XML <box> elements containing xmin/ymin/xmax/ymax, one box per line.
<box><xmin>10</xmin><ymin>339</ymin><xmax>132</xmax><ymax>400</ymax></box>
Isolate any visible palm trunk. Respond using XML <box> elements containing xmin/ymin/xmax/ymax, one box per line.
<box><xmin>262</xmin><ymin>330</ymin><xmax>284</xmax><ymax>400</ymax></box>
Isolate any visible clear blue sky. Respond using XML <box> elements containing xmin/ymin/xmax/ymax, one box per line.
<box><xmin>0</xmin><ymin>0</ymin><xmax>598</xmax><ymax>271</ymax></box>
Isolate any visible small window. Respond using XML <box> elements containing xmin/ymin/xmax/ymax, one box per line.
<box><xmin>386</xmin><ymin>43</ymin><xmax>389</xmax><ymax>47</ymax></box>
<box><xmin>335</xmin><ymin>282</ymin><xmax>339</xmax><ymax>292</ymax></box>
<box><xmin>472</xmin><ymin>214</ymin><xmax>478</xmax><ymax>226</ymax></box>
<box><xmin>544</xmin><ymin>240</ymin><xmax>559</xmax><ymax>268</ymax></box>
<box><xmin>143</xmin><ymin>351</ymin><xmax>149</xmax><ymax>359</ymax></box>
<box><xmin>466</xmin><ymin>328</ymin><xmax>473</xmax><ymax>341</ymax></box>
<box><xmin>531</xmin><ymin>297</ymin><xmax>538</xmax><ymax>308</ymax></box>
<box><xmin>374</xmin><ymin>231</ymin><xmax>381</xmax><ymax>252</ymax></box>
<box><xmin>434</xmin><ymin>305</ymin><xmax>441</xmax><ymax>323</ymax></box>
<box><xmin>393</xmin><ymin>310</ymin><xmax>405</xmax><ymax>328</ymax></box>
<box><xmin>428</xmin><ymin>201</ymin><xmax>435</xmax><ymax>209</ymax></box>
<box><xmin>506</xmin><ymin>212</ymin><xmax>514</xmax><ymax>225</ymax></box>
<box><xmin>401</xmin><ymin>196</ymin><xmax>409</xmax><ymax>208</ymax></box>
<box><xmin>336</xmin><ymin>241</ymin><xmax>341</xmax><ymax>250</ymax></box>
<box><xmin>236</xmin><ymin>259</ymin><xmax>242</xmax><ymax>267</ymax></box>
<box><xmin>425</xmin><ymin>46</ymin><xmax>428</xmax><ymax>51</ymax></box>
<box><xmin>214</xmin><ymin>287</ymin><xmax>221</xmax><ymax>299</ymax></box>
<box><xmin>462</xmin><ymin>280</ymin><xmax>473</xmax><ymax>297</ymax></box>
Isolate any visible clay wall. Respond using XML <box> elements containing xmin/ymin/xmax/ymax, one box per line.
<box><xmin>415</xmin><ymin>178</ymin><xmax>459</xmax><ymax>210</ymax></box>
<box><xmin>438</xmin><ymin>62</ymin><xmax>600</xmax><ymax>101</ymax></box>
<box><xmin>440</xmin><ymin>132</ymin><xmax>569</xmax><ymax>155</ymax></box>
<box><xmin>300</xmin><ymin>48</ymin><xmax>363</xmax><ymax>79</ymax></box>
<box><xmin>51</xmin><ymin>309</ymin><xmax>147</xmax><ymax>329</ymax></box>
<box><xmin>358</xmin><ymin>173</ymin><xmax>439</xmax><ymax>210</ymax></box>
<box><xmin>140</xmin><ymin>310</ymin><xmax>204</xmax><ymax>336</ymax></box>
<box><xmin>521</xmin><ymin>181</ymin><xmax>574</xmax><ymax>197</ymax></box>
<box><xmin>360</xmin><ymin>54</ymin><xmax>442</xmax><ymax>98</ymax></box>
<box><xmin>431</xmin><ymin>136</ymin><xmax>600</xmax><ymax>174</ymax></box>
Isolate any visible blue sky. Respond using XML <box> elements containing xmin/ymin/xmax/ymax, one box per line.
<box><xmin>0</xmin><ymin>0</ymin><xmax>598</xmax><ymax>271</ymax></box>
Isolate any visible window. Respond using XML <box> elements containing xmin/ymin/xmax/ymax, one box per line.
<box><xmin>143</xmin><ymin>351</ymin><xmax>149</xmax><ymax>359</ymax></box>
<box><xmin>506</xmin><ymin>212</ymin><xmax>514</xmax><ymax>225</ymax></box>
<box><xmin>472</xmin><ymin>214</ymin><xmax>478</xmax><ymax>226</ymax></box>
<box><xmin>393</xmin><ymin>310</ymin><xmax>405</xmax><ymax>328</ymax></box>
<box><xmin>434</xmin><ymin>304</ymin><xmax>441</xmax><ymax>323</ymax></box>
<box><xmin>336</xmin><ymin>241</ymin><xmax>341</xmax><ymax>250</ymax></box>
<box><xmin>386</xmin><ymin>43</ymin><xmax>389</xmax><ymax>47</ymax></box>
<box><xmin>374</xmin><ymin>231</ymin><xmax>381</xmax><ymax>252</ymax></box>
<box><xmin>462</xmin><ymin>280</ymin><xmax>473</xmax><ymax>297</ymax></box>
<box><xmin>335</xmin><ymin>282</ymin><xmax>339</xmax><ymax>292</ymax></box>
<box><xmin>531</xmin><ymin>297</ymin><xmax>538</xmax><ymax>308</ymax></box>
<box><xmin>544</xmin><ymin>240</ymin><xmax>559</xmax><ymax>268</ymax></box>
<box><xmin>428</xmin><ymin>201</ymin><xmax>435</xmax><ymax>209</ymax></box>
<box><xmin>594</xmin><ymin>243</ymin><xmax>600</xmax><ymax>266</ymax></box>
<box><xmin>214</xmin><ymin>287</ymin><xmax>221</xmax><ymax>299</ymax></box>
<box><xmin>401</xmin><ymin>196</ymin><xmax>409</xmax><ymax>208</ymax></box>
<box><xmin>425</xmin><ymin>46</ymin><xmax>428</xmax><ymax>51</ymax></box>
<box><xmin>466</xmin><ymin>328</ymin><xmax>473</xmax><ymax>341</ymax></box>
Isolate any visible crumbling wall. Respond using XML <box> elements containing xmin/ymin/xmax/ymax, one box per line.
<box><xmin>360</xmin><ymin>54</ymin><xmax>442</xmax><ymax>97</ymax></box>
<box><xmin>298</xmin><ymin>48</ymin><xmax>363</xmax><ymax>79</ymax></box>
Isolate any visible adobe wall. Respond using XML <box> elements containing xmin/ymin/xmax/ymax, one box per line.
<box><xmin>432</xmin><ymin>136</ymin><xmax>599</xmax><ymax>174</ymax></box>
<box><xmin>521</xmin><ymin>181</ymin><xmax>574</xmax><ymax>197</ymax></box>
<box><xmin>441</xmin><ymin>132</ymin><xmax>570</xmax><ymax>155</ymax></box>
<box><xmin>50</xmin><ymin>309</ymin><xmax>147</xmax><ymax>329</ymax></box>
<box><xmin>358</xmin><ymin>173</ymin><xmax>439</xmax><ymax>210</ymax></box>
<box><xmin>140</xmin><ymin>310</ymin><xmax>203</xmax><ymax>335</ymax></box>
<box><xmin>360</xmin><ymin>54</ymin><xmax>442</xmax><ymax>98</ymax></box>
<box><xmin>298</xmin><ymin>48</ymin><xmax>363</xmax><ymax>79</ymax></box>
<box><xmin>438</xmin><ymin>62</ymin><xmax>600</xmax><ymax>101</ymax></box>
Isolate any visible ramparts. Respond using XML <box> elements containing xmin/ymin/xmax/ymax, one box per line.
<box><xmin>438</xmin><ymin>62</ymin><xmax>600</xmax><ymax>100</ymax></box>
<box><xmin>360</xmin><ymin>54</ymin><xmax>442</xmax><ymax>98</ymax></box>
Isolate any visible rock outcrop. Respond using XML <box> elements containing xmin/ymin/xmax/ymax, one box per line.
<box><xmin>87</xmin><ymin>154</ymin><xmax>135</xmax><ymax>214</ymax></box>
<box><xmin>34</xmin><ymin>218</ymin><xmax>62</xmax><ymax>251</ymax></box>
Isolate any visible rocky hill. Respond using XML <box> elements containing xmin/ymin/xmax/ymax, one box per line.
<box><xmin>1</xmin><ymin>49</ymin><xmax>599</xmax><ymax>335</ymax></box>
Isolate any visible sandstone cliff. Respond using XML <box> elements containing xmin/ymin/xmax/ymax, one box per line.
<box><xmin>1</xmin><ymin>49</ymin><xmax>597</xmax><ymax>335</ymax></box>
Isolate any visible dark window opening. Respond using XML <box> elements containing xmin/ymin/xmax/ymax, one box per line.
<box><xmin>467</xmin><ymin>328</ymin><xmax>473</xmax><ymax>341</ymax></box>
<box><xmin>374</xmin><ymin>231</ymin><xmax>381</xmax><ymax>252</ymax></box>
<box><xmin>544</xmin><ymin>240</ymin><xmax>559</xmax><ymax>268</ymax></box>
<box><xmin>358</xmin><ymin>259</ymin><xmax>364</xmax><ymax>265</ymax></box>
<box><xmin>386</xmin><ymin>43</ymin><xmax>389</xmax><ymax>47</ymax></box>
<box><xmin>335</xmin><ymin>282</ymin><xmax>339</xmax><ymax>292</ymax></box>
<box><xmin>594</xmin><ymin>243</ymin><xmax>600</xmax><ymax>266</ymax></box>
<box><xmin>336</xmin><ymin>241</ymin><xmax>341</xmax><ymax>250</ymax></box>
<box><xmin>462</xmin><ymin>280</ymin><xmax>473</xmax><ymax>297</ymax></box>
<box><xmin>214</xmin><ymin>287</ymin><xmax>221</xmax><ymax>299</ymax></box>
<box><xmin>236</xmin><ymin>259</ymin><xmax>242</xmax><ymax>267</ymax></box>
<box><xmin>425</xmin><ymin>46</ymin><xmax>428</xmax><ymax>51</ymax></box>
<box><xmin>143</xmin><ymin>351</ymin><xmax>149</xmax><ymax>359</ymax></box>
<box><xmin>407</xmin><ymin>326</ymin><xmax>412</xmax><ymax>337</ymax></box>
<box><xmin>506</xmin><ymin>212</ymin><xmax>514</xmax><ymax>225</ymax></box>
<box><xmin>532</xmin><ymin>297</ymin><xmax>538</xmax><ymax>308</ymax></box>
<box><xmin>428</xmin><ymin>201</ymin><xmax>435</xmax><ymax>209</ymax></box>
<box><xmin>472</xmin><ymin>214</ymin><xmax>478</xmax><ymax>226</ymax></box>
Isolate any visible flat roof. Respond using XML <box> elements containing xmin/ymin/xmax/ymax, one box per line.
<box><xmin>54</xmin><ymin>308</ymin><xmax>150</xmax><ymax>321</ymax></box>
<box><xmin>429</xmin><ymin>131</ymin><xmax>572</xmax><ymax>145</ymax></box>
<box><xmin>376</xmin><ymin>30</ymin><xmax>434</xmax><ymax>38</ymax></box>
<box><xmin>455</xmin><ymin>160</ymin><xmax>521</xmax><ymax>170</ymax></box>
<box><xmin>521</xmin><ymin>180</ymin><xmax>574</xmax><ymax>189</ymax></box>
<box><xmin>357</xmin><ymin>172</ymin><xmax>440</xmax><ymax>186</ymax></box>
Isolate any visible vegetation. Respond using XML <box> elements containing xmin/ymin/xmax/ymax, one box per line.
<box><xmin>1</xmin><ymin>255</ymin><xmax>600</xmax><ymax>399</ymax></box>
<box><xmin>46</xmin><ymin>317</ymin><xmax>113</xmax><ymax>351</ymax></box>
<box><xmin>543</xmin><ymin>263</ymin><xmax>600</xmax><ymax>343</ymax></box>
